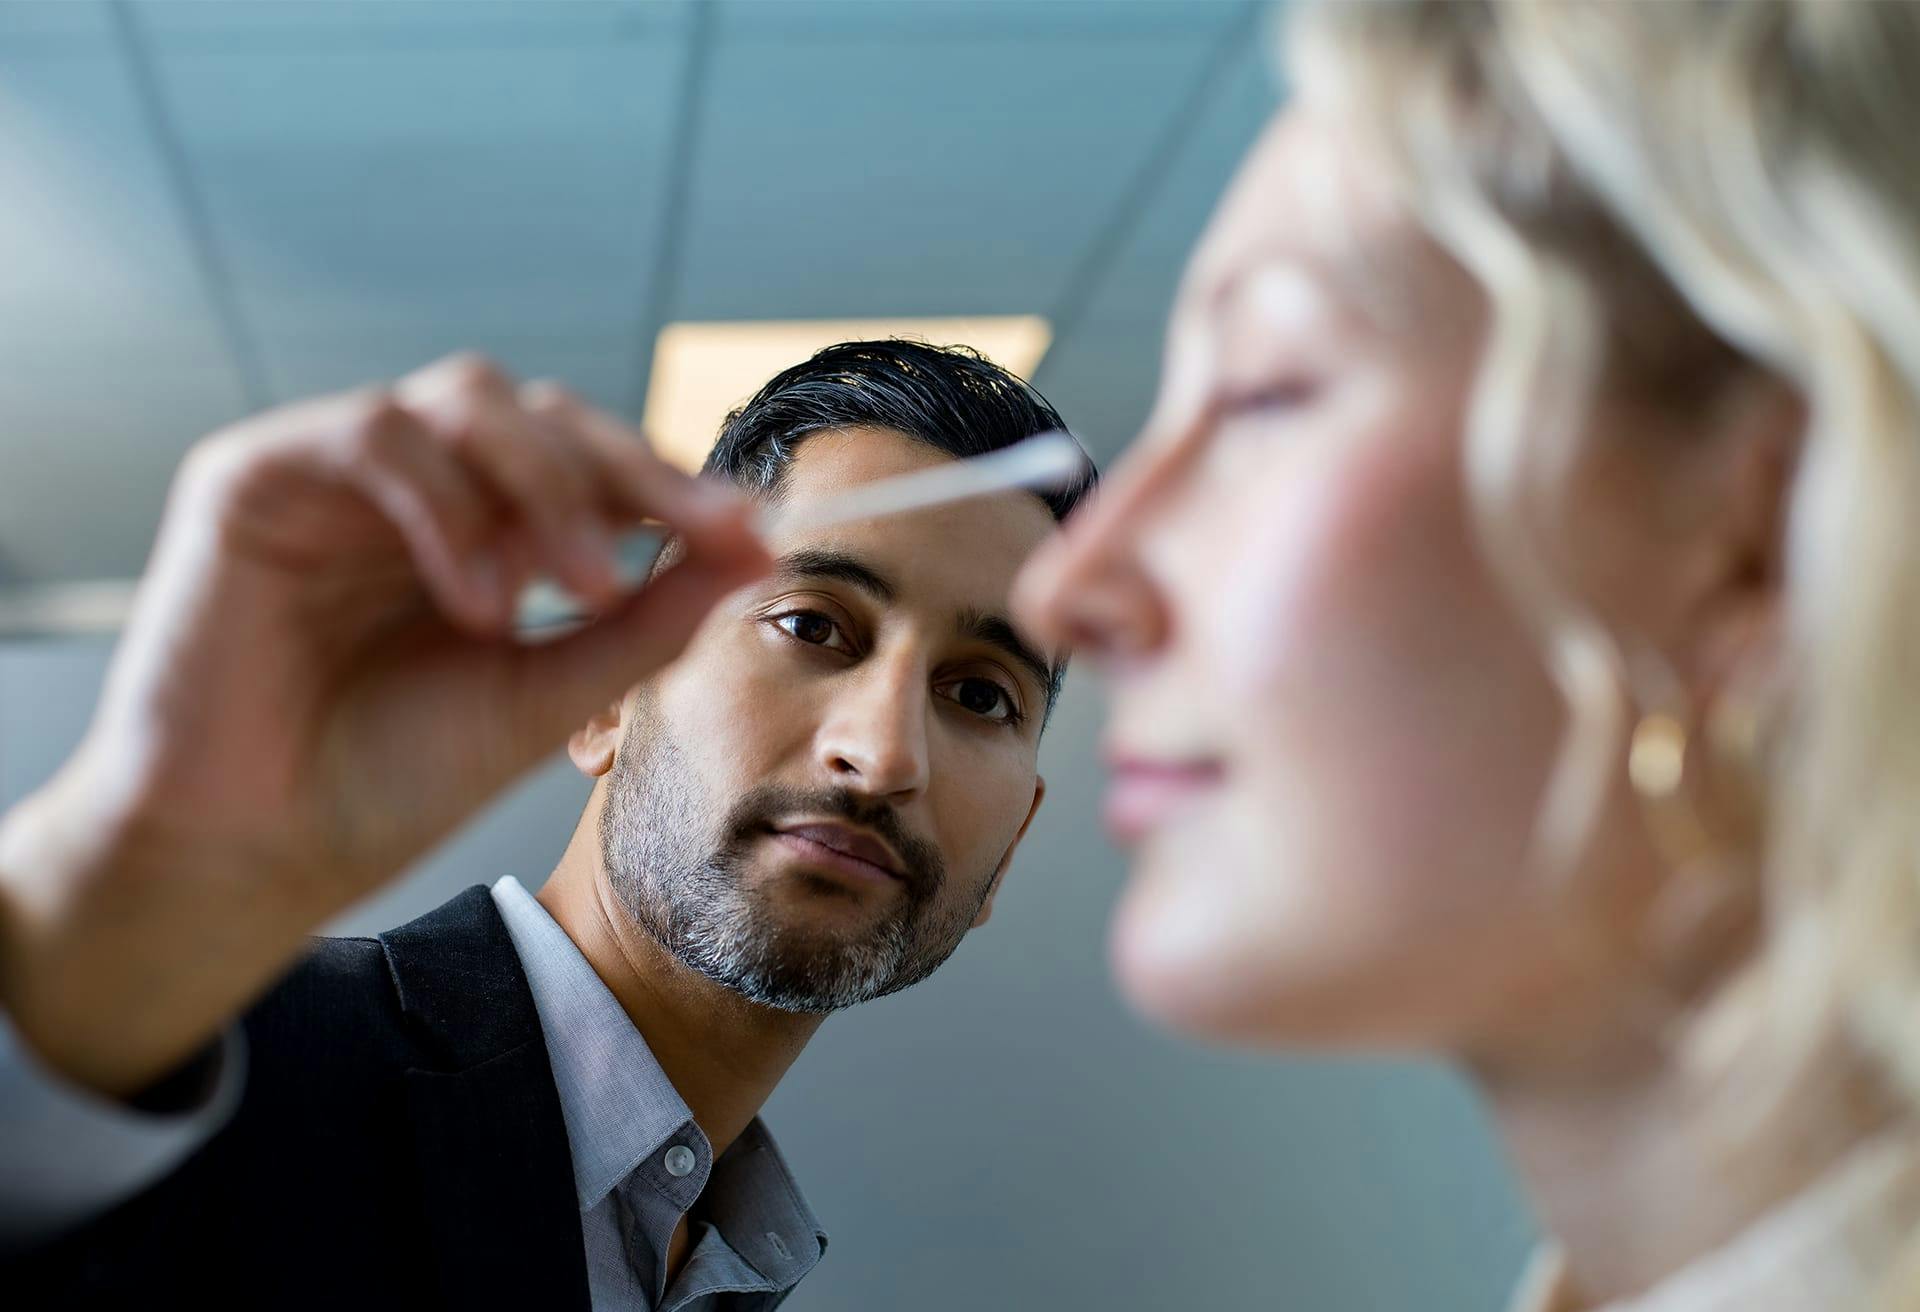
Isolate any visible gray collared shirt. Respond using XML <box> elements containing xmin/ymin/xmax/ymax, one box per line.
<box><xmin>490</xmin><ymin>877</ymin><xmax>827</xmax><ymax>1312</ymax></box>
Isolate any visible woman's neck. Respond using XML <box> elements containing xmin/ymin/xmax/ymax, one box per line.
<box><xmin>1476</xmin><ymin>1028</ymin><xmax>1895</xmax><ymax>1307</ymax></box>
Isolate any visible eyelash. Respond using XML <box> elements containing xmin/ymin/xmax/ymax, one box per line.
<box><xmin>767</xmin><ymin>609</ymin><xmax>1026</xmax><ymax>728</ymax></box>
<box><xmin>772</xmin><ymin>608</ymin><xmax>857</xmax><ymax>655</ymax></box>
<box><xmin>1220</xmin><ymin>378</ymin><xmax>1320</xmax><ymax>419</ymax></box>
<box><xmin>936</xmin><ymin>677</ymin><xmax>1024</xmax><ymax>727</ymax></box>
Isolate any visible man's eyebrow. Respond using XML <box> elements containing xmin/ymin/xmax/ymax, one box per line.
<box><xmin>957</xmin><ymin>607</ymin><xmax>1057</xmax><ymax>710</ymax></box>
<box><xmin>773</xmin><ymin>548</ymin><xmax>898</xmax><ymax>603</ymax></box>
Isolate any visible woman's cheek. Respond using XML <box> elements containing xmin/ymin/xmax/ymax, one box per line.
<box><xmin>1109</xmin><ymin>807</ymin><xmax>1279</xmax><ymax>1031</ymax></box>
<box><xmin>1221</xmin><ymin>471</ymin><xmax>1346</xmax><ymax>700</ymax></box>
<box><xmin>1179</xmin><ymin>425</ymin><xmax>1411</xmax><ymax>716</ymax></box>
<box><xmin>1105</xmin><ymin>440</ymin><xmax>1399</xmax><ymax>1030</ymax></box>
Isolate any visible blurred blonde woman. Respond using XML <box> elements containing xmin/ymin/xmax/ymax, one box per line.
<box><xmin>1015</xmin><ymin>1</ymin><xmax>1920</xmax><ymax>1308</ymax></box>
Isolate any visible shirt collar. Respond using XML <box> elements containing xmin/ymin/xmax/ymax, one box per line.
<box><xmin>491</xmin><ymin>876</ymin><xmax>693</xmax><ymax>1208</ymax></box>
<box><xmin>703</xmin><ymin>1118</ymin><xmax>832</xmax><ymax>1287</ymax></box>
<box><xmin>489</xmin><ymin>877</ymin><xmax>828</xmax><ymax>1284</ymax></box>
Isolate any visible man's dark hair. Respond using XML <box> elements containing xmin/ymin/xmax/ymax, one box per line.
<box><xmin>701</xmin><ymin>338</ymin><xmax>1094</xmax><ymax>522</ymax></box>
<box><xmin>698</xmin><ymin>338</ymin><xmax>1094</xmax><ymax>719</ymax></box>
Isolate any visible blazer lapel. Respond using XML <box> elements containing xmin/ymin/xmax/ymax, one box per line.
<box><xmin>380</xmin><ymin>887</ymin><xmax>589</xmax><ymax>1311</ymax></box>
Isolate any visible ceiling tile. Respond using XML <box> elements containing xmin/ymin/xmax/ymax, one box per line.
<box><xmin>0</xmin><ymin>0</ymin><xmax>114</xmax><ymax>50</ymax></box>
<box><xmin>1032</xmin><ymin>36</ymin><xmax>1275</xmax><ymax>459</ymax></box>
<box><xmin>0</xmin><ymin>351</ymin><xmax>246</xmax><ymax>583</ymax></box>
<box><xmin>672</xmin><ymin>1</ymin><xmax>1240</xmax><ymax>322</ymax></box>
<box><xmin>151</xmin><ymin>7</ymin><xmax>693</xmax><ymax>341</ymax></box>
<box><xmin>0</xmin><ymin>10</ymin><xmax>249</xmax><ymax>584</ymax></box>
<box><xmin>132</xmin><ymin>1</ymin><xmax>681</xmax><ymax>48</ymax></box>
<box><xmin>0</xmin><ymin>0</ymin><xmax>1265</xmax><ymax>587</ymax></box>
<box><xmin>713</xmin><ymin>1</ymin><xmax>1241</xmax><ymax>41</ymax></box>
<box><xmin>0</xmin><ymin>28</ymin><xmax>232</xmax><ymax>347</ymax></box>
<box><xmin>261</xmin><ymin>328</ymin><xmax>640</xmax><ymax>417</ymax></box>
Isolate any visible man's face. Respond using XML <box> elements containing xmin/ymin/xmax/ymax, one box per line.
<box><xmin>597</xmin><ymin>426</ymin><xmax>1058</xmax><ymax>1012</ymax></box>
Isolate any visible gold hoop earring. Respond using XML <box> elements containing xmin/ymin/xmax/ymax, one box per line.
<box><xmin>1631</xmin><ymin>695</ymin><xmax>1767</xmax><ymax>1005</ymax></box>
<box><xmin>1630</xmin><ymin>708</ymin><xmax>1715</xmax><ymax>869</ymax></box>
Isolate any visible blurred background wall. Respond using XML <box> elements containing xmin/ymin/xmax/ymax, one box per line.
<box><xmin>0</xmin><ymin>3</ymin><xmax>1534</xmax><ymax>1307</ymax></box>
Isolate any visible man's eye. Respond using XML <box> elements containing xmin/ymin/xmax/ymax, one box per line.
<box><xmin>774</xmin><ymin>611</ymin><xmax>853</xmax><ymax>653</ymax></box>
<box><xmin>939</xmin><ymin>677</ymin><xmax>1020</xmax><ymax>724</ymax></box>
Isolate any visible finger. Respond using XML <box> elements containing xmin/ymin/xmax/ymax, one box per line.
<box><xmin>522</xmin><ymin>386</ymin><xmax>750</xmax><ymax>551</ymax></box>
<box><xmin>501</xmin><ymin>531</ymin><xmax>772</xmax><ymax>742</ymax></box>
<box><xmin>394</xmin><ymin>352</ymin><xmax>520</xmax><ymax>410</ymax></box>
<box><xmin>498</xmin><ymin>527</ymin><xmax>540</xmax><ymax>623</ymax></box>
<box><xmin>516</xmin><ymin>381</ymin><xmax>610</xmax><ymax>504</ymax></box>
<box><xmin>512</xmin><ymin>381</ymin><xmax>629</xmax><ymax>598</ymax></box>
<box><xmin>395</xmin><ymin>358</ymin><xmax>618</xmax><ymax>605</ymax></box>
<box><xmin>328</xmin><ymin>394</ymin><xmax>510</xmax><ymax>632</ymax></box>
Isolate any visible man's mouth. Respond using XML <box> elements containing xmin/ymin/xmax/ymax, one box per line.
<box><xmin>768</xmin><ymin>820</ymin><xmax>906</xmax><ymax>886</ymax></box>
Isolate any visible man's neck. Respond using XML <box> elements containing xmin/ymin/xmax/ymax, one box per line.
<box><xmin>536</xmin><ymin>828</ymin><xmax>825</xmax><ymax>1161</ymax></box>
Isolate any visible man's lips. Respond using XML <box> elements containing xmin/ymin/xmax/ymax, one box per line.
<box><xmin>768</xmin><ymin>820</ymin><xmax>905</xmax><ymax>884</ymax></box>
<box><xmin>1103</xmin><ymin>755</ymin><xmax>1226</xmax><ymax>844</ymax></box>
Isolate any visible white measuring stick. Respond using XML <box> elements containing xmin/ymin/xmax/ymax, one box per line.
<box><xmin>754</xmin><ymin>428</ymin><xmax>1086</xmax><ymax>539</ymax></box>
<box><xmin>514</xmin><ymin>429</ymin><xmax>1088</xmax><ymax>635</ymax></box>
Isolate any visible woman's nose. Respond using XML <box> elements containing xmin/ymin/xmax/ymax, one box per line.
<box><xmin>1013</xmin><ymin>456</ymin><xmax>1173</xmax><ymax>665</ymax></box>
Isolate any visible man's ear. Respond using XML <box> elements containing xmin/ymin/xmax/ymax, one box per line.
<box><xmin>972</xmin><ymin>776</ymin><xmax>1047</xmax><ymax>929</ymax></box>
<box><xmin>567</xmin><ymin>698</ymin><xmax>626</xmax><ymax>779</ymax></box>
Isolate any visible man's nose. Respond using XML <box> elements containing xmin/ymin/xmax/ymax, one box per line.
<box><xmin>814</xmin><ymin>658</ymin><xmax>931</xmax><ymax>801</ymax></box>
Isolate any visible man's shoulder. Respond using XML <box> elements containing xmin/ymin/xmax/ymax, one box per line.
<box><xmin>5</xmin><ymin>885</ymin><xmax>560</xmax><ymax>1303</ymax></box>
<box><xmin>246</xmin><ymin>883</ymin><xmax>529</xmax><ymax>1071</ymax></box>
<box><xmin>270</xmin><ymin>884</ymin><xmax>510</xmax><ymax>1000</ymax></box>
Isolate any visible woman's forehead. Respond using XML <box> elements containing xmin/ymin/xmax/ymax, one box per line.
<box><xmin>1181</xmin><ymin>110</ymin><xmax>1468</xmax><ymax>341</ymax></box>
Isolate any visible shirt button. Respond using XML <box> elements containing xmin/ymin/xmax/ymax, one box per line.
<box><xmin>664</xmin><ymin>1145</ymin><xmax>697</xmax><ymax>1178</ymax></box>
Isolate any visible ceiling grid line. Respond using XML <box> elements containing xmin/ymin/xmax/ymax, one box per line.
<box><xmin>1031</xmin><ymin>0</ymin><xmax>1263</xmax><ymax>404</ymax></box>
<box><xmin>107</xmin><ymin>0</ymin><xmax>270</xmax><ymax>412</ymax></box>
<box><xmin>628</xmin><ymin>0</ymin><xmax>717</xmax><ymax>423</ymax></box>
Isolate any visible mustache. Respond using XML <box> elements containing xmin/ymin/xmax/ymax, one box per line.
<box><xmin>724</xmin><ymin>784</ymin><xmax>945</xmax><ymax>895</ymax></box>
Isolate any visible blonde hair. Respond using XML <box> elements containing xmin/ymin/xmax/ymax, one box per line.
<box><xmin>1285</xmin><ymin>0</ymin><xmax>1920</xmax><ymax>1301</ymax></box>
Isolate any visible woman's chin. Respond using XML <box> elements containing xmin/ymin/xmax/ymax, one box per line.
<box><xmin>1106</xmin><ymin>852</ymin><xmax>1292</xmax><ymax>1043</ymax></box>
<box><xmin>1107</xmin><ymin>843</ymin><xmax>1434</xmax><ymax>1051</ymax></box>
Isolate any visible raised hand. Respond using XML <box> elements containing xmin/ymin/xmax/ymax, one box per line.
<box><xmin>0</xmin><ymin>355</ymin><xmax>769</xmax><ymax>1096</ymax></box>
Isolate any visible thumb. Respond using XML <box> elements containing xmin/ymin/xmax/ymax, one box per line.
<box><xmin>505</xmin><ymin>532</ymin><xmax>771</xmax><ymax>742</ymax></box>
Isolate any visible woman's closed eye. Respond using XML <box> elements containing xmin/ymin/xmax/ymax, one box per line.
<box><xmin>771</xmin><ymin>609</ymin><xmax>858</xmax><ymax>655</ymax></box>
<box><xmin>1220</xmin><ymin>377</ymin><xmax>1321</xmax><ymax>421</ymax></box>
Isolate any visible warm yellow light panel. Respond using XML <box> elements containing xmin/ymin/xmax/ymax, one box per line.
<box><xmin>641</xmin><ymin>316</ymin><xmax>1052</xmax><ymax>471</ymax></box>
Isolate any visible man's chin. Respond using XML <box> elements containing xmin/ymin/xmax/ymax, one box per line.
<box><xmin>715</xmin><ymin>935</ymin><xmax>904</xmax><ymax>1014</ymax></box>
<box><xmin>761</xmin><ymin>904</ymin><xmax>902</xmax><ymax>963</ymax></box>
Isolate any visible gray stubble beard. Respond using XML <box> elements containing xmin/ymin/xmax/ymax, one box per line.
<box><xmin>600</xmin><ymin>711</ymin><xmax>977</xmax><ymax>1014</ymax></box>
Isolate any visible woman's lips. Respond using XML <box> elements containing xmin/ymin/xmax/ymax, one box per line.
<box><xmin>1103</xmin><ymin>758</ymin><xmax>1226</xmax><ymax>844</ymax></box>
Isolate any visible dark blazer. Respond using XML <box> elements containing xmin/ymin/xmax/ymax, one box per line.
<box><xmin>12</xmin><ymin>886</ymin><xmax>592</xmax><ymax>1311</ymax></box>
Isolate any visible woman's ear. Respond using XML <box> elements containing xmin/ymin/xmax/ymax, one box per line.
<box><xmin>1677</xmin><ymin>376</ymin><xmax>1801</xmax><ymax>709</ymax></box>
<box><xmin>1568</xmin><ymin>370</ymin><xmax>1801</xmax><ymax>709</ymax></box>
<box><xmin>567</xmin><ymin>699</ymin><xmax>627</xmax><ymax>778</ymax></box>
